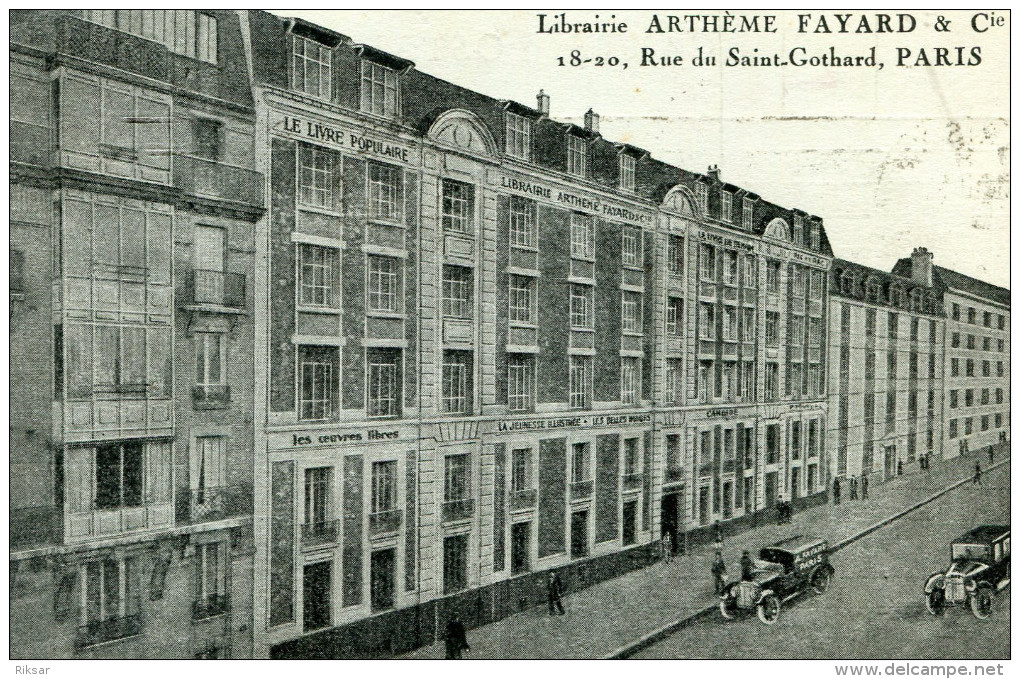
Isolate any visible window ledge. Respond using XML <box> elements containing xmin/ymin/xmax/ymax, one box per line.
<box><xmin>297</xmin><ymin>305</ymin><xmax>343</xmax><ymax>315</ymax></box>
<box><xmin>510</xmin><ymin>244</ymin><xmax>539</xmax><ymax>254</ymax></box>
<box><xmin>571</xmin><ymin>327</ymin><xmax>595</xmax><ymax>333</ymax></box>
<box><xmin>366</xmin><ymin>311</ymin><xmax>406</xmax><ymax>320</ymax></box>
<box><xmin>298</xmin><ymin>204</ymin><xmax>344</xmax><ymax>218</ymax></box>
<box><xmin>183</xmin><ymin>303</ymin><xmax>246</xmax><ymax>316</ymax></box>
<box><xmin>368</xmin><ymin>218</ymin><xmax>407</xmax><ymax>230</ymax></box>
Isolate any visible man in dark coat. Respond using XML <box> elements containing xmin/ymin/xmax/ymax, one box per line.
<box><xmin>849</xmin><ymin>476</ymin><xmax>858</xmax><ymax>501</ymax></box>
<box><xmin>861</xmin><ymin>473</ymin><xmax>869</xmax><ymax>500</ymax></box>
<box><xmin>832</xmin><ymin>476</ymin><xmax>841</xmax><ymax>505</ymax></box>
<box><xmin>989</xmin><ymin>446</ymin><xmax>994</xmax><ymax>465</ymax></box>
<box><xmin>973</xmin><ymin>462</ymin><xmax>983</xmax><ymax>486</ymax></box>
<box><xmin>740</xmin><ymin>550</ymin><xmax>755</xmax><ymax>582</ymax></box>
<box><xmin>444</xmin><ymin>610</ymin><xmax>469</xmax><ymax>659</ymax></box>
<box><xmin>547</xmin><ymin>571</ymin><xmax>565</xmax><ymax>616</ymax></box>
<box><xmin>711</xmin><ymin>550</ymin><xmax>727</xmax><ymax>594</ymax></box>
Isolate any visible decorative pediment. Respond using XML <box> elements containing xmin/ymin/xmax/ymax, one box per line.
<box><xmin>764</xmin><ymin>218</ymin><xmax>791</xmax><ymax>242</ymax></box>
<box><xmin>428</xmin><ymin>109</ymin><xmax>497</xmax><ymax>157</ymax></box>
<box><xmin>661</xmin><ymin>185</ymin><xmax>700</xmax><ymax>217</ymax></box>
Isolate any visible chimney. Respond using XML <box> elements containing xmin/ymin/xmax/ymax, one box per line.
<box><xmin>584</xmin><ymin>108</ymin><xmax>599</xmax><ymax>134</ymax></box>
<box><xmin>910</xmin><ymin>246</ymin><xmax>934</xmax><ymax>287</ymax></box>
<box><xmin>707</xmin><ymin>164</ymin><xmax>721</xmax><ymax>182</ymax></box>
<box><xmin>536</xmin><ymin>90</ymin><xmax>550</xmax><ymax>115</ymax></box>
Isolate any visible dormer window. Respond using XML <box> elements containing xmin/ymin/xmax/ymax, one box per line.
<box><xmin>793</xmin><ymin>214</ymin><xmax>804</xmax><ymax>247</ymax></box>
<box><xmin>361</xmin><ymin>61</ymin><xmax>399</xmax><ymax>118</ymax></box>
<box><xmin>567</xmin><ymin>135</ymin><xmax>587</xmax><ymax>177</ymax></box>
<box><xmin>293</xmin><ymin>35</ymin><xmax>332</xmax><ymax>100</ymax></box>
<box><xmin>505</xmin><ymin>113</ymin><xmax>531</xmax><ymax>160</ymax></box>
<box><xmin>720</xmin><ymin>191</ymin><xmax>733</xmax><ymax>223</ymax></box>
<box><xmin>809</xmin><ymin>223</ymin><xmax>821</xmax><ymax>251</ymax></box>
<box><xmin>742</xmin><ymin>198</ymin><xmax>754</xmax><ymax>230</ymax></box>
<box><xmin>694</xmin><ymin>183</ymin><xmax>708</xmax><ymax>215</ymax></box>
<box><xmin>619</xmin><ymin>154</ymin><xmax>635</xmax><ymax>192</ymax></box>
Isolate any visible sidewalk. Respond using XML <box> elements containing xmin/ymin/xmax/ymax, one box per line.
<box><xmin>401</xmin><ymin>445</ymin><xmax>1010</xmax><ymax>659</ymax></box>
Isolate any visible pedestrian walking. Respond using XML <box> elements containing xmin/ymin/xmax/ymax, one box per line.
<box><xmin>849</xmin><ymin>476</ymin><xmax>858</xmax><ymax>501</ymax></box>
<box><xmin>897</xmin><ymin>460</ymin><xmax>904</xmax><ymax>476</ymax></box>
<box><xmin>861</xmin><ymin>474</ymin><xmax>869</xmax><ymax>500</ymax></box>
<box><xmin>740</xmin><ymin>550</ymin><xmax>755</xmax><ymax>582</ymax></box>
<box><xmin>989</xmin><ymin>446</ymin><xmax>994</xmax><ymax>465</ymax></box>
<box><xmin>973</xmin><ymin>463</ymin><xmax>983</xmax><ymax>486</ymax></box>
<box><xmin>661</xmin><ymin>532</ymin><xmax>674</xmax><ymax>565</ymax></box>
<box><xmin>832</xmin><ymin>476</ymin><xmax>841</xmax><ymax>505</ymax></box>
<box><xmin>546</xmin><ymin>571</ymin><xmax>565</xmax><ymax>616</ymax></box>
<box><xmin>713</xmin><ymin>521</ymin><xmax>724</xmax><ymax>553</ymax></box>
<box><xmin>444</xmin><ymin>610</ymin><xmax>470</xmax><ymax>659</ymax></box>
<box><xmin>711</xmin><ymin>550</ymin><xmax>727</xmax><ymax>595</ymax></box>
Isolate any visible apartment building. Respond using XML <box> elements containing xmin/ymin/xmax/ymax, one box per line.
<box><xmin>826</xmin><ymin>251</ymin><xmax>946</xmax><ymax>484</ymax></box>
<box><xmin>10</xmin><ymin>10</ymin><xmax>264</xmax><ymax>659</ymax></box>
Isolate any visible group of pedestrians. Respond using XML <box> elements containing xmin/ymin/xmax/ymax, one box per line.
<box><xmin>832</xmin><ymin>473</ymin><xmax>869</xmax><ymax>505</ymax></box>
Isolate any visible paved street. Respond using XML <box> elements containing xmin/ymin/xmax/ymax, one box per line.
<box><xmin>401</xmin><ymin>447</ymin><xmax>1009</xmax><ymax>659</ymax></box>
<box><xmin>635</xmin><ymin>460</ymin><xmax>1010</xmax><ymax>659</ymax></box>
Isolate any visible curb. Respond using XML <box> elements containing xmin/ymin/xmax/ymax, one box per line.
<box><xmin>603</xmin><ymin>458</ymin><xmax>1009</xmax><ymax>660</ymax></box>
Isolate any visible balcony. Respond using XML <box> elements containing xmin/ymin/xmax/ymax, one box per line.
<box><xmin>369</xmin><ymin>509</ymin><xmax>403</xmax><ymax>535</ymax></box>
<box><xmin>183</xmin><ymin>270</ymin><xmax>246</xmax><ymax>309</ymax></box>
<box><xmin>192</xmin><ymin>593</ymin><xmax>229</xmax><ymax>621</ymax></box>
<box><xmin>180</xmin><ymin>486</ymin><xmax>251</xmax><ymax>525</ymax></box>
<box><xmin>664</xmin><ymin>467</ymin><xmax>684</xmax><ymax>485</ymax></box>
<box><xmin>622</xmin><ymin>473</ymin><xmax>644</xmax><ymax>491</ymax></box>
<box><xmin>510</xmin><ymin>488</ymin><xmax>537</xmax><ymax>510</ymax></box>
<box><xmin>569</xmin><ymin>480</ymin><xmax>593</xmax><ymax>500</ymax></box>
<box><xmin>193</xmin><ymin>384</ymin><xmax>231</xmax><ymax>409</ymax></box>
<box><xmin>75</xmin><ymin>614</ymin><xmax>143</xmax><ymax>651</ymax></box>
<box><xmin>442</xmin><ymin>498</ymin><xmax>475</xmax><ymax>522</ymax></box>
<box><xmin>174</xmin><ymin>154</ymin><xmax>265</xmax><ymax>209</ymax></box>
<box><xmin>302</xmin><ymin>520</ymin><xmax>340</xmax><ymax>547</ymax></box>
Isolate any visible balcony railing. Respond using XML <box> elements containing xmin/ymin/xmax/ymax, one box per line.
<box><xmin>664</xmin><ymin>467</ymin><xmax>684</xmax><ymax>485</ymax></box>
<box><xmin>622</xmin><ymin>473</ymin><xmax>644</xmax><ymax>491</ymax></box>
<box><xmin>369</xmin><ymin>509</ymin><xmax>403</xmax><ymax>535</ymax></box>
<box><xmin>193</xmin><ymin>384</ymin><xmax>231</xmax><ymax>408</ymax></box>
<box><xmin>75</xmin><ymin>614</ymin><xmax>143</xmax><ymax>651</ymax></box>
<box><xmin>174</xmin><ymin>154</ymin><xmax>265</xmax><ymax>208</ymax></box>
<box><xmin>181</xmin><ymin>486</ymin><xmax>251</xmax><ymax>525</ymax></box>
<box><xmin>302</xmin><ymin>519</ymin><xmax>340</xmax><ymax>547</ymax></box>
<box><xmin>192</xmin><ymin>593</ymin><xmax>230</xmax><ymax>621</ymax></box>
<box><xmin>569</xmin><ymin>480</ymin><xmax>593</xmax><ymax>500</ymax></box>
<box><xmin>184</xmin><ymin>269</ymin><xmax>246</xmax><ymax>309</ymax></box>
<box><xmin>510</xmin><ymin>488</ymin><xmax>537</xmax><ymax>510</ymax></box>
<box><xmin>442</xmin><ymin>498</ymin><xmax>475</xmax><ymax>522</ymax></box>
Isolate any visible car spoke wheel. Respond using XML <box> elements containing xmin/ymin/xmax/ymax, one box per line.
<box><xmin>811</xmin><ymin>568</ymin><xmax>832</xmax><ymax>594</ymax></box>
<box><xmin>970</xmin><ymin>585</ymin><xmax>994</xmax><ymax>619</ymax></box>
<box><xmin>719</xmin><ymin>596</ymin><xmax>738</xmax><ymax>620</ymax></box>
<box><xmin>925</xmin><ymin>588</ymin><xmax>946</xmax><ymax>616</ymax></box>
<box><xmin>757</xmin><ymin>593</ymin><xmax>780</xmax><ymax>625</ymax></box>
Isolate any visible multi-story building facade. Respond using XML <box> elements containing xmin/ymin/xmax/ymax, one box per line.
<box><xmin>11</xmin><ymin>10</ymin><xmax>264</xmax><ymax>659</ymax></box>
<box><xmin>891</xmin><ymin>253</ymin><xmax>1011</xmax><ymax>457</ymax></box>
<box><xmin>826</xmin><ymin>251</ymin><xmax>946</xmax><ymax>484</ymax></box>
<box><xmin>244</xmin><ymin>11</ymin><xmax>832</xmax><ymax>659</ymax></box>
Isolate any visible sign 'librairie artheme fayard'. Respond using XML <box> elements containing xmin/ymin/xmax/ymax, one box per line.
<box><xmin>8</xmin><ymin>9</ymin><xmax>1008</xmax><ymax>667</ymax></box>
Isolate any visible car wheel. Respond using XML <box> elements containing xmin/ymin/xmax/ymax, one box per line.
<box><xmin>811</xmin><ymin>567</ymin><xmax>832</xmax><ymax>594</ymax></box>
<box><xmin>970</xmin><ymin>584</ymin><xmax>994</xmax><ymax>619</ymax></box>
<box><xmin>757</xmin><ymin>593</ymin><xmax>781</xmax><ymax>625</ymax></box>
<box><xmin>719</xmin><ymin>595</ymin><xmax>738</xmax><ymax>620</ymax></box>
<box><xmin>925</xmin><ymin>588</ymin><xmax>946</xmax><ymax>616</ymax></box>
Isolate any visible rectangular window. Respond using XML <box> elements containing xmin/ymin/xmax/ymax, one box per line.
<box><xmin>444</xmin><ymin>453</ymin><xmax>471</xmax><ymax>502</ymax></box>
<box><xmin>742</xmin><ymin>362</ymin><xmax>755</xmax><ymax>400</ymax></box>
<box><xmin>299</xmin><ymin>245</ymin><xmax>335</xmax><ymax>307</ymax></box>
<box><xmin>304</xmin><ymin>466</ymin><xmax>332</xmax><ymax>528</ymax></box>
<box><xmin>981</xmin><ymin>415</ymin><xmax>989</xmax><ymax>431</ymax></box>
<box><xmin>292</xmin><ymin>35</ymin><xmax>331</xmax><ymax>100</ymax></box>
<box><xmin>571</xmin><ymin>442</ymin><xmax>591</xmax><ymax>483</ymax></box>
<box><xmin>983</xmin><ymin>311</ymin><xmax>992</xmax><ymax>327</ymax></box>
<box><xmin>507</xmin><ymin>355</ymin><xmax>535</xmax><ymax>412</ymax></box>
<box><xmin>723</xmin><ymin>306</ymin><xmax>738</xmax><ymax>341</ymax></box>
<box><xmin>765</xmin><ymin>311</ymin><xmax>779</xmax><ymax>346</ymax></box>
<box><xmin>698</xmin><ymin>361</ymin><xmax>712</xmax><ymax>404</ymax></box>
<box><xmin>722</xmin><ymin>361</ymin><xmax>736</xmax><ymax>401</ymax></box>
<box><xmin>952</xmin><ymin>332</ymin><xmax>960</xmax><ymax>348</ymax></box>
<box><xmin>298</xmin><ymin>144</ymin><xmax>338</xmax><ymax>210</ymax></box>
<box><xmin>910</xmin><ymin>318</ymin><xmax>919</xmax><ymax>341</ymax></box>
<box><xmin>950</xmin><ymin>390</ymin><xmax>958</xmax><ymax>409</ymax></box>
<box><xmin>505</xmin><ymin>113</ymin><xmax>531</xmax><ymax>160</ymax></box>
<box><xmin>865</xmin><ymin>351</ymin><xmax>876</xmax><ymax>380</ymax></box>
<box><xmin>299</xmin><ymin>346</ymin><xmax>338</xmax><ymax>421</ymax></box>
<box><xmin>965</xmin><ymin>389</ymin><xmax>974</xmax><ymax>407</ymax></box>
<box><xmin>792</xmin><ymin>265</ymin><xmax>806</xmax><ymax>296</ymax></box>
<box><xmin>965</xmin><ymin>418</ymin><xmax>973</xmax><ymax>435</ymax></box>
<box><xmin>620</xmin><ymin>357</ymin><xmax>640</xmax><ymax>405</ymax></box>
<box><xmin>764</xmin><ymin>362</ymin><xmax>779</xmax><ymax>401</ymax></box>
<box><xmin>569</xmin><ymin>356</ymin><xmax>592</xmax><ymax>409</ymax></box>
<box><xmin>622</xmin><ymin>291</ymin><xmax>642</xmax><ymax>333</ymax></box>
<box><xmin>967</xmin><ymin>334</ymin><xmax>976</xmax><ymax>349</ymax></box>
<box><xmin>360</xmin><ymin>61</ymin><xmax>399</xmax><ymax>118</ymax></box>
<box><xmin>665</xmin><ymin>358</ymin><xmax>681</xmax><ymax>404</ymax></box>
<box><xmin>720</xmin><ymin>192</ymin><xmax>732</xmax><ymax>222</ymax></box>
<box><xmin>442</xmin><ymin>179</ymin><xmax>473</xmax><ymax>234</ymax></box>
<box><xmin>570</xmin><ymin>213</ymin><xmax>594</xmax><ymax>259</ymax></box>
<box><xmin>511</xmin><ymin>448</ymin><xmax>532</xmax><ymax>492</ymax></box>
<box><xmin>367</xmin><ymin>349</ymin><xmax>401</xmax><ymax>418</ymax></box>
<box><xmin>509</xmin><ymin>275</ymin><xmax>535</xmax><ymax>324</ymax></box>
<box><xmin>371</xmin><ymin>461</ymin><xmax>397</xmax><ymax>513</ymax></box>
<box><xmin>566</xmin><ymin>135</ymin><xmax>587</xmax><ymax>177</ymax></box>
<box><xmin>570</xmin><ymin>284</ymin><xmax>593</xmax><ymax>330</ymax></box>
<box><xmin>742</xmin><ymin>308</ymin><xmax>755</xmax><ymax>343</ymax></box>
<box><xmin>952</xmin><ymin>303</ymin><xmax>959</xmax><ymax>320</ymax></box>
<box><xmin>949</xmin><ymin>419</ymin><xmax>958</xmax><ymax>438</ymax></box>
<box><xmin>765</xmin><ymin>259</ymin><xmax>780</xmax><ymax>293</ymax></box>
<box><xmin>623</xmin><ymin>438</ymin><xmax>640</xmax><ymax>476</ymax></box>
<box><xmin>619</xmin><ymin>154</ymin><xmax>635</xmax><ymax>191</ymax></box>
<box><xmin>968</xmin><ymin>307</ymin><xmax>976</xmax><ymax>324</ymax></box>
<box><xmin>195</xmin><ymin>13</ymin><xmax>217</xmax><ymax>64</ymax></box>
<box><xmin>701</xmin><ymin>303</ymin><xmax>716</xmax><ymax>341</ymax></box>
<box><xmin>966</xmin><ymin>359</ymin><xmax>974</xmax><ymax>377</ymax></box>
<box><xmin>666</xmin><ymin>297</ymin><xmax>683</xmax><ymax>336</ymax></box>
<box><xmin>951</xmin><ymin>358</ymin><xmax>959</xmax><ymax>377</ymax></box>
<box><xmin>441</xmin><ymin>351</ymin><xmax>472</xmax><ymax>414</ymax></box>
<box><xmin>442</xmin><ymin>265</ymin><xmax>472</xmax><ymax>319</ymax></box>
<box><xmin>722</xmin><ymin>251</ymin><xmax>738</xmax><ymax>285</ymax></box>
<box><xmin>887</xmin><ymin>351</ymin><xmax>897</xmax><ymax>380</ymax></box>
<box><xmin>368</xmin><ymin>164</ymin><xmax>403</xmax><ymax>222</ymax></box>
<box><xmin>744</xmin><ymin>256</ymin><xmax>757</xmax><ymax>288</ymax></box>
<box><xmin>367</xmin><ymin>256</ymin><xmax>401</xmax><ymax>313</ymax></box>
<box><xmin>765</xmin><ymin>424</ymin><xmax>780</xmax><ymax>464</ymax></box>
<box><xmin>983</xmin><ymin>336</ymin><xmax>991</xmax><ymax>351</ymax></box>
<box><xmin>80</xmin><ymin>555</ymin><xmax>141</xmax><ymax>635</ymax></box>
<box><xmin>85</xmin><ymin>10</ymin><xmax>216</xmax><ymax>63</ymax></box>
<box><xmin>194</xmin><ymin>542</ymin><xmax>225</xmax><ymax>620</ymax></box>
<box><xmin>668</xmin><ymin>235</ymin><xmax>684</xmax><ymax>276</ymax></box>
<box><xmin>509</xmin><ymin>196</ymin><xmax>537</xmax><ymax>248</ymax></box>
<box><xmin>622</xmin><ymin>227</ymin><xmax>642</xmax><ymax>267</ymax></box>
<box><xmin>700</xmin><ymin>244</ymin><xmax>716</xmax><ymax>280</ymax></box>
<box><xmin>195</xmin><ymin>333</ymin><xmax>226</xmax><ymax>387</ymax></box>
<box><xmin>981</xmin><ymin>388</ymin><xmax>990</xmax><ymax>406</ymax></box>
<box><xmin>93</xmin><ymin>441</ymin><xmax>144</xmax><ymax>510</ymax></box>
<box><xmin>888</xmin><ymin>312</ymin><xmax>899</xmax><ymax>340</ymax></box>
<box><xmin>982</xmin><ymin>360</ymin><xmax>991</xmax><ymax>377</ymax></box>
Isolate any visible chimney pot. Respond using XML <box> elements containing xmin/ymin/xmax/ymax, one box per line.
<box><xmin>584</xmin><ymin>108</ymin><xmax>600</xmax><ymax>134</ymax></box>
<box><xmin>910</xmin><ymin>246</ymin><xmax>934</xmax><ymax>287</ymax></box>
<box><xmin>536</xmin><ymin>90</ymin><xmax>550</xmax><ymax>115</ymax></box>
<box><xmin>707</xmin><ymin>164</ymin><xmax>721</xmax><ymax>181</ymax></box>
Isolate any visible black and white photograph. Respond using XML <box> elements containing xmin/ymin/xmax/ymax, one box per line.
<box><xmin>8</xmin><ymin>9</ymin><xmax>1010</xmax><ymax>667</ymax></box>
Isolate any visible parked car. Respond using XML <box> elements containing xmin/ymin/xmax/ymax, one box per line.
<box><xmin>924</xmin><ymin>525</ymin><xmax>1010</xmax><ymax>619</ymax></box>
<box><xmin>720</xmin><ymin>536</ymin><xmax>834</xmax><ymax>625</ymax></box>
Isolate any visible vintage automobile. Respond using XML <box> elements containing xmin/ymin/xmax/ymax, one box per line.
<box><xmin>924</xmin><ymin>525</ymin><xmax>1010</xmax><ymax>619</ymax></box>
<box><xmin>720</xmin><ymin>536</ymin><xmax>834</xmax><ymax>625</ymax></box>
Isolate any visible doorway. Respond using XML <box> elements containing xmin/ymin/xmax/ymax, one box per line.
<box><xmin>660</xmin><ymin>492</ymin><xmax>680</xmax><ymax>553</ymax></box>
<box><xmin>571</xmin><ymin>510</ymin><xmax>589</xmax><ymax>558</ymax></box>
<box><xmin>698</xmin><ymin>485</ymin><xmax>710</xmax><ymax>526</ymax></box>
<box><xmin>884</xmin><ymin>445</ymin><xmax>896</xmax><ymax>480</ymax></box>
<box><xmin>302</xmin><ymin>561</ymin><xmax>331</xmax><ymax>632</ymax></box>
<box><xmin>370</xmin><ymin>548</ymin><xmax>396</xmax><ymax>612</ymax></box>
<box><xmin>511</xmin><ymin>522</ymin><xmax>531</xmax><ymax>575</ymax></box>
<box><xmin>764</xmin><ymin>471</ymin><xmax>778</xmax><ymax>508</ymax></box>
<box><xmin>791</xmin><ymin>467</ymin><xmax>801</xmax><ymax>500</ymax></box>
